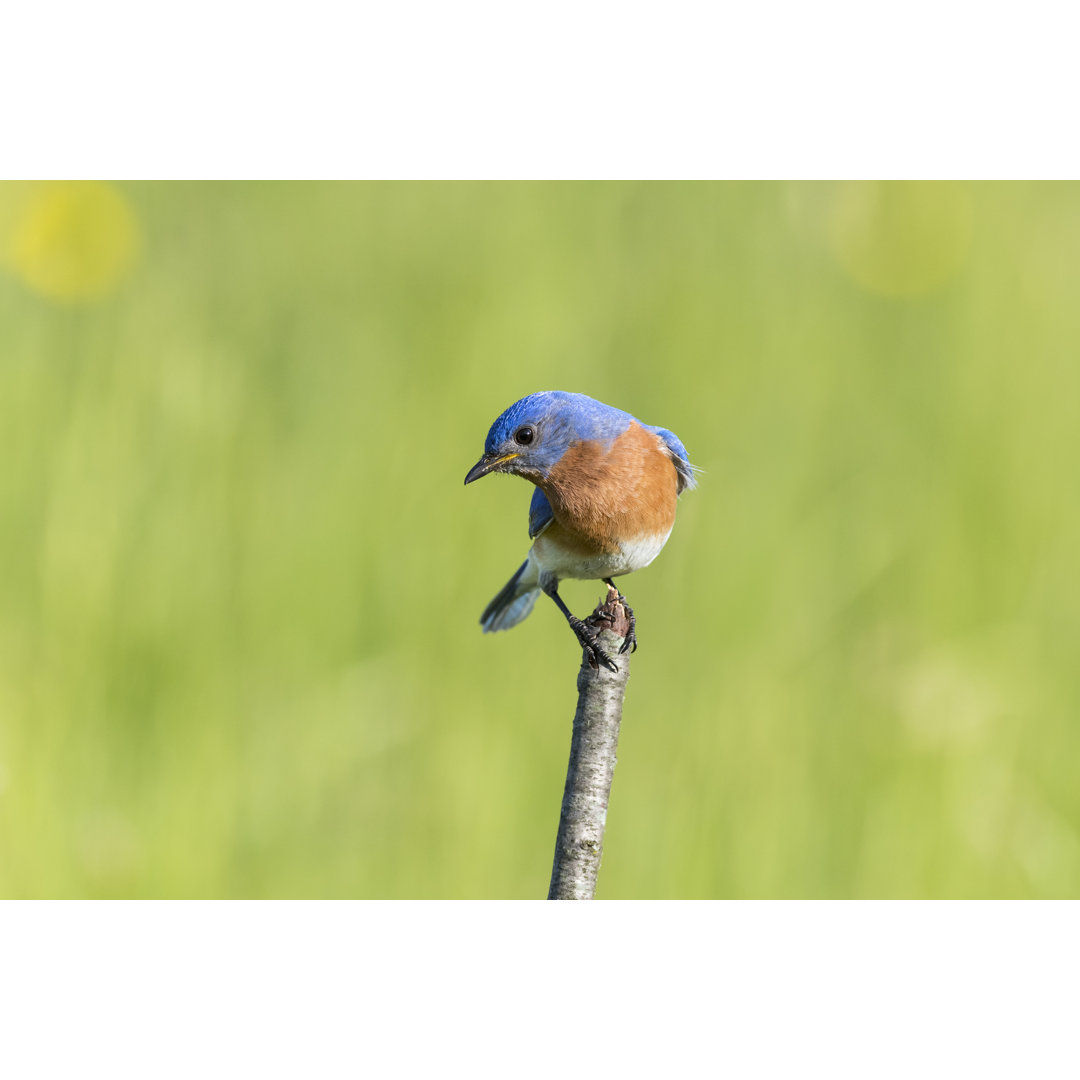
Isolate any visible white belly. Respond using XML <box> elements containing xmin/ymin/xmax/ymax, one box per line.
<box><xmin>532</xmin><ymin>528</ymin><xmax>672</xmax><ymax>582</ymax></box>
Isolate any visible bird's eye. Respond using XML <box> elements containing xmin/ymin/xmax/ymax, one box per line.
<box><xmin>514</xmin><ymin>426</ymin><xmax>535</xmax><ymax>446</ymax></box>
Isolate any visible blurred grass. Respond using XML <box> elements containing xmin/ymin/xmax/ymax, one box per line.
<box><xmin>0</xmin><ymin>180</ymin><xmax>1078</xmax><ymax>897</ymax></box>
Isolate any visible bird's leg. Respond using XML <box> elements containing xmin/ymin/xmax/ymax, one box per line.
<box><xmin>602</xmin><ymin>578</ymin><xmax>637</xmax><ymax>655</ymax></box>
<box><xmin>542</xmin><ymin>581</ymin><xmax>618</xmax><ymax>673</ymax></box>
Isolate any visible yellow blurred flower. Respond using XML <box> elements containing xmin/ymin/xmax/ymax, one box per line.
<box><xmin>0</xmin><ymin>181</ymin><xmax>140</xmax><ymax>302</ymax></box>
<box><xmin>828</xmin><ymin>181</ymin><xmax>973</xmax><ymax>297</ymax></box>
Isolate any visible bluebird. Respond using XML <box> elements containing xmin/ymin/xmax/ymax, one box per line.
<box><xmin>464</xmin><ymin>391</ymin><xmax>697</xmax><ymax>672</ymax></box>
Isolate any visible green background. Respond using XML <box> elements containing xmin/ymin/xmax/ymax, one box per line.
<box><xmin>1</xmin><ymin>181</ymin><xmax>1077</xmax><ymax>897</ymax></box>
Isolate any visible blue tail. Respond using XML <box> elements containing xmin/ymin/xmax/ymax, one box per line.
<box><xmin>480</xmin><ymin>560</ymin><xmax>540</xmax><ymax>633</ymax></box>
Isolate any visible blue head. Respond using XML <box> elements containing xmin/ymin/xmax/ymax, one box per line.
<box><xmin>463</xmin><ymin>391</ymin><xmax>634</xmax><ymax>485</ymax></box>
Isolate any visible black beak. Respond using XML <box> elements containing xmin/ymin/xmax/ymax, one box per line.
<box><xmin>464</xmin><ymin>452</ymin><xmax>514</xmax><ymax>485</ymax></box>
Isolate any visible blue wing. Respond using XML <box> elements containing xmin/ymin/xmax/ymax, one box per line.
<box><xmin>649</xmin><ymin>425</ymin><xmax>698</xmax><ymax>494</ymax></box>
<box><xmin>528</xmin><ymin>487</ymin><xmax>554</xmax><ymax>538</ymax></box>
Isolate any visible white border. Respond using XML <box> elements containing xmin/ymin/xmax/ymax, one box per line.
<box><xmin>3</xmin><ymin>2</ymin><xmax>1078</xmax><ymax>177</ymax></box>
<box><xmin>0</xmin><ymin>902</ymin><xmax>1075</xmax><ymax>1078</ymax></box>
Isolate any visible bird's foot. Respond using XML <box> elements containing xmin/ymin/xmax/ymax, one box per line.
<box><xmin>568</xmin><ymin>615</ymin><xmax>619</xmax><ymax>673</ymax></box>
<box><xmin>617</xmin><ymin>597</ymin><xmax>637</xmax><ymax>655</ymax></box>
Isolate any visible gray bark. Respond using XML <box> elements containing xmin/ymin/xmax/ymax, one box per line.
<box><xmin>547</xmin><ymin>585</ymin><xmax>632</xmax><ymax>900</ymax></box>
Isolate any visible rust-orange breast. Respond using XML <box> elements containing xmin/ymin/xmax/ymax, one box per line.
<box><xmin>541</xmin><ymin>421</ymin><xmax>679</xmax><ymax>554</ymax></box>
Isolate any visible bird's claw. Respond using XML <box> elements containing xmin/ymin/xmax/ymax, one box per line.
<box><xmin>571</xmin><ymin>616</ymin><xmax>619</xmax><ymax>673</ymax></box>
<box><xmin>586</xmin><ymin>642</ymin><xmax>619</xmax><ymax>673</ymax></box>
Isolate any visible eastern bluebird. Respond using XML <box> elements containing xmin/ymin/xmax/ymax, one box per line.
<box><xmin>464</xmin><ymin>391</ymin><xmax>697</xmax><ymax>672</ymax></box>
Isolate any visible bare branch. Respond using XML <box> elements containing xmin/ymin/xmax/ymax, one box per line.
<box><xmin>547</xmin><ymin>584</ymin><xmax>631</xmax><ymax>900</ymax></box>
